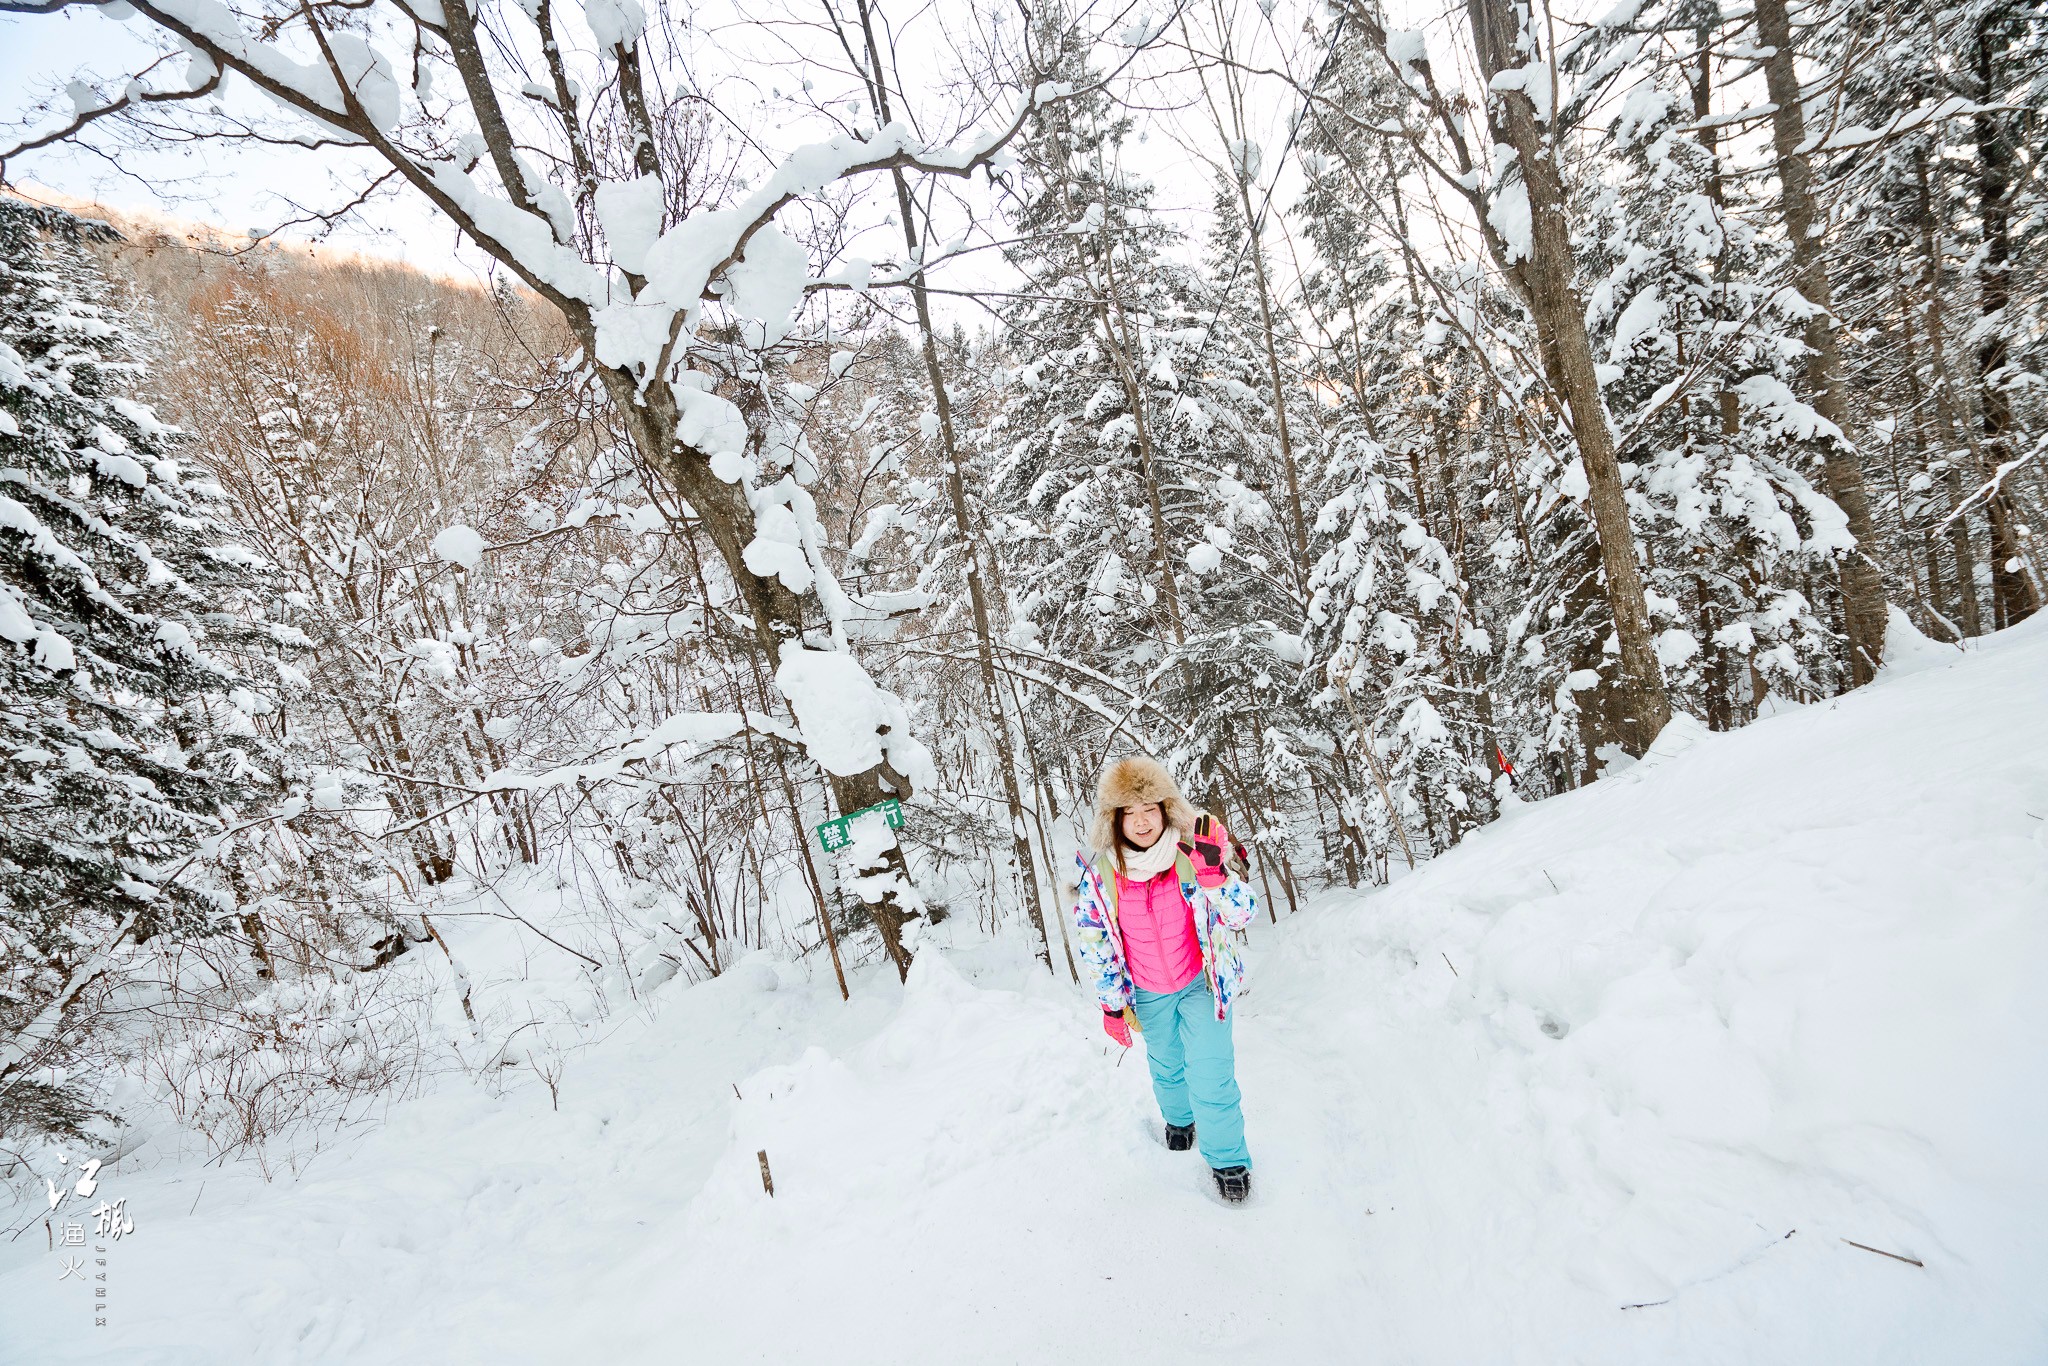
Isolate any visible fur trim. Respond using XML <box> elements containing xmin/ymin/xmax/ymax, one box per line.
<box><xmin>1087</xmin><ymin>754</ymin><xmax>1200</xmax><ymax>855</ymax></box>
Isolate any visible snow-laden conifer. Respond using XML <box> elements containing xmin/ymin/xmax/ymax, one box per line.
<box><xmin>0</xmin><ymin>199</ymin><xmax>289</xmax><ymax>1139</ymax></box>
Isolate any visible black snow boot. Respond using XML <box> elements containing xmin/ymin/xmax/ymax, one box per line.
<box><xmin>1165</xmin><ymin>1122</ymin><xmax>1196</xmax><ymax>1152</ymax></box>
<box><xmin>1213</xmin><ymin>1165</ymin><xmax>1251</xmax><ymax>1204</ymax></box>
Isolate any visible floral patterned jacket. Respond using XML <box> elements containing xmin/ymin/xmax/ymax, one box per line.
<box><xmin>1070</xmin><ymin>850</ymin><xmax>1258</xmax><ymax>1022</ymax></box>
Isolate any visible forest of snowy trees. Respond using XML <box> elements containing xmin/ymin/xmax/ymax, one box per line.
<box><xmin>0</xmin><ymin>0</ymin><xmax>2042</xmax><ymax>1159</ymax></box>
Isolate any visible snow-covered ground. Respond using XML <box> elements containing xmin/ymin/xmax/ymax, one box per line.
<box><xmin>5</xmin><ymin>613</ymin><xmax>2045</xmax><ymax>1365</ymax></box>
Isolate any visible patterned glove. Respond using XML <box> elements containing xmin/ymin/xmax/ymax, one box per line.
<box><xmin>1178</xmin><ymin>814</ymin><xmax>1235</xmax><ymax>889</ymax></box>
<box><xmin>1102</xmin><ymin>1007</ymin><xmax>1132</xmax><ymax>1048</ymax></box>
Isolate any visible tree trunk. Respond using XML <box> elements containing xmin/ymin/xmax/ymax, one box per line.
<box><xmin>1909</xmin><ymin>147</ymin><xmax>1984</xmax><ymax>636</ymax></box>
<box><xmin>603</xmin><ymin>370</ymin><xmax>924</xmax><ymax>979</ymax></box>
<box><xmin>1891</xmin><ymin>262</ymin><xmax>1961</xmax><ymax>641</ymax></box>
<box><xmin>890</xmin><ymin>178</ymin><xmax>1052</xmax><ymax>968</ymax></box>
<box><xmin>1972</xmin><ymin>10</ymin><xmax>2042</xmax><ymax>629</ymax></box>
<box><xmin>1006</xmin><ymin>669</ymin><xmax>1081</xmax><ymax>983</ymax></box>
<box><xmin>844</xmin><ymin>0</ymin><xmax>1050</xmax><ymax>967</ymax></box>
<box><xmin>1233</xmin><ymin>174</ymin><xmax>1313</xmax><ymax>599</ymax></box>
<box><xmin>1464</xmin><ymin>0</ymin><xmax>1672</xmax><ymax>755</ymax></box>
<box><xmin>1099</xmin><ymin>244</ymin><xmax>1189</xmax><ymax>645</ymax></box>
<box><xmin>1754</xmin><ymin>0</ymin><xmax>1890</xmax><ymax>680</ymax></box>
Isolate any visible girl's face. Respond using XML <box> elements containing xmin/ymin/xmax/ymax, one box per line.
<box><xmin>1121</xmin><ymin>801</ymin><xmax>1166</xmax><ymax>850</ymax></box>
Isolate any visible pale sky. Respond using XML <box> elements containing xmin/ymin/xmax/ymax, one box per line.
<box><xmin>3</xmin><ymin>7</ymin><xmax>495</xmax><ymax>277</ymax></box>
<box><xmin>0</xmin><ymin>1</ymin><xmax>1451</xmax><ymax>308</ymax></box>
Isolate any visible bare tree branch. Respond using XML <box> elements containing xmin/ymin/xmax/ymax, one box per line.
<box><xmin>1</xmin><ymin>65</ymin><xmax>223</xmax><ymax>176</ymax></box>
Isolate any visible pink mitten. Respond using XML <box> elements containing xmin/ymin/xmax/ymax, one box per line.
<box><xmin>1102</xmin><ymin>1007</ymin><xmax>1132</xmax><ymax>1048</ymax></box>
<box><xmin>1178</xmin><ymin>814</ymin><xmax>1234</xmax><ymax>889</ymax></box>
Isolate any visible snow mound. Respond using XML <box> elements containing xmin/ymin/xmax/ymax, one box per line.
<box><xmin>1878</xmin><ymin>601</ymin><xmax>1963</xmax><ymax>679</ymax></box>
<box><xmin>1305</xmin><ymin>608</ymin><xmax>2048</xmax><ymax>1349</ymax></box>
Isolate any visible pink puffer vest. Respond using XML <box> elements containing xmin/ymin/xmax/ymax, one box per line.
<box><xmin>1113</xmin><ymin>867</ymin><xmax>1204</xmax><ymax>994</ymax></box>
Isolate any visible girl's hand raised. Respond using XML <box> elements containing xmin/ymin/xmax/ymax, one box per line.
<box><xmin>1178</xmin><ymin>814</ymin><xmax>1236</xmax><ymax>889</ymax></box>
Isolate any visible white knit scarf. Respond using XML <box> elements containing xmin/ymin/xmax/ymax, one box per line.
<box><xmin>1118</xmin><ymin>828</ymin><xmax>1182</xmax><ymax>881</ymax></box>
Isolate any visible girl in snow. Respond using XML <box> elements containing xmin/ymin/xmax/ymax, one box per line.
<box><xmin>1071</xmin><ymin>755</ymin><xmax>1261</xmax><ymax>1203</ymax></box>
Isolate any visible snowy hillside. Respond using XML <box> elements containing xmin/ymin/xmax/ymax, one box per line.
<box><xmin>4</xmin><ymin>615</ymin><xmax>2044</xmax><ymax>1365</ymax></box>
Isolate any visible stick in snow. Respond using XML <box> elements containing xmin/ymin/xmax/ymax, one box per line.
<box><xmin>1842</xmin><ymin>1238</ymin><xmax>1923</xmax><ymax>1267</ymax></box>
<box><xmin>758</xmin><ymin>1150</ymin><xmax>775</xmax><ymax>1198</ymax></box>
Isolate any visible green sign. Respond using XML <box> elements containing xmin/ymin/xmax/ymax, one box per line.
<box><xmin>815</xmin><ymin>798</ymin><xmax>904</xmax><ymax>853</ymax></box>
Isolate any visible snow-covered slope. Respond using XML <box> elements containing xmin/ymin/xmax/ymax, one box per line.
<box><xmin>4</xmin><ymin>616</ymin><xmax>2044</xmax><ymax>1365</ymax></box>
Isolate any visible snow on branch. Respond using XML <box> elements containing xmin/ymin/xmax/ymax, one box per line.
<box><xmin>476</xmin><ymin>710</ymin><xmax>804</xmax><ymax>794</ymax></box>
<box><xmin>592</xmin><ymin>98</ymin><xmax>1063</xmax><ymax>375</ymax></box>
<box><xmin>1934</xmin><ymin>433</ymin><xmax>2048</xmax><ymax>533</ymax></box>
<box><xmin>0</xmin><ymin>55</ymin><xmax>223</xmax><ymax>173</ymax></box>
<box><xmin>1796</xmin><ymin>95</ymin><xmax>1995</xmax><ymax>156</ymax></box>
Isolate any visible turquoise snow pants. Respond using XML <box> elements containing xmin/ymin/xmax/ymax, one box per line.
<box><xmin>1130</xmin><ymin>978</ymin><xmax>1251</xmax><ymax>1170</ymax></box>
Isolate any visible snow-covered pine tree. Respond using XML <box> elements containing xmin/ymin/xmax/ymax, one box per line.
<box><xmin>1291</xmin><ymin>19</ymin><xmax>1506</xmax><ymax>862</ymax></box>
<box><xmin>1568</xmin><ymin>23</ymin><xmax>1849</xmax><ymax>727</ymax></box>
<box><xmin>1958</xmin><ymin>0</ymin><xmax>2047</xmax><ymax>626</ymax></box>
<box><xmin>1169</xmin><ymin>163</ymin><xmax>1329</xmax><ymax>908</ymax></box>
<box><xmin>0</xmin><ymin>198</ymin><xmax>288</xmax><ymax>1139</ymax></box>
<box><xmin>981</xmin><ymin>19</ymin><xmax>1252</xmax><ymax>788</ymax></box>
<box><xmin>1818</xmin><ymin>0</ymin><xmax>2047</xmax><ymax>635</ymax></box>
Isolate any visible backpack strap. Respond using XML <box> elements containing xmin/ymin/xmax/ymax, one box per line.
<box><xmin>1093</xmin><ymin>853</ymin><xmax>1121</xmax><ymax>928</ymax></box>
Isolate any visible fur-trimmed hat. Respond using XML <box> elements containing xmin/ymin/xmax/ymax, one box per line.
<box><xmin>1087</xmin><ymin>754</ymin><xmax>1201</xmax><ymax>855</ymax></box>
